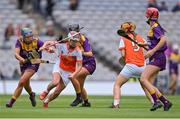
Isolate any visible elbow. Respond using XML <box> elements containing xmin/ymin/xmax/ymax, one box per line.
<box><xmin>89</xmin><ymin>52</ymin><xmax>93</xmax><ymax>57</ymax></box>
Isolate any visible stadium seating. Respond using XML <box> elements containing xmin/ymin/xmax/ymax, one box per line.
<box><xmin>0</xmin><ymin>0</ymin><xmax>117</xmax><ymax>81</ymax></box>
<box><xmin>53</xmin><ymin>0</ymin><xmax>180</xmax><ymax>74</ymax></box>
<box><xmin>0</xmin><ymin>0</ymin><xmax>179</xmax><ymax>82</ymax></box>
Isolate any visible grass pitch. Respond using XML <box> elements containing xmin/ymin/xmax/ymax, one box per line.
<box><xmin>0</xmin><ymin>95</ymin><xmax>180</xmax><ymax>118</ymax></box>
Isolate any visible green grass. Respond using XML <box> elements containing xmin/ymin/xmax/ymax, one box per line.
<box><xmin>0</xmin><ymin>95</ymin><xmax>180</xmax><ymax>118</ymax></box>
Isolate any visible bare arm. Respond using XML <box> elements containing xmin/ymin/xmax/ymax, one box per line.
<box><xmin>152</xmin><ymin>36</ymin><xmax>167</xmax><ymax>53</ymax></box>
<box><xmin>72</xmin><ymin>61</ymin><xmax>82</xmax><ymax>77</ymax></box>
<box><xmin>39</xmin><ymin>40</ymin><xmax>57</xmax><ymax>51</ymax></box>
<box><xmin>118</xmin><ymin>49</ymin><xmax>125</xmax><ymax>64</ymax></box>
<box><xmin>15</xmin><ymin>48</ymin><xmax>26</xmax><ymax>63</ymax></box>
<box><xmin>82</xmin><ymin>51</ymin><xmax>93</xmax><ymax>57</ymax></box>
<box><xmin>145</xmin><ymin>36</ymin><xmax>167</xmax><ymax>59</ymax></box>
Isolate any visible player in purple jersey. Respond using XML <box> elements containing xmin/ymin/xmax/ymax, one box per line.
<box><xmin>139</xmin><ymin>7</ymin><xmax>172</xmax><ymax>111</ymax></box>
<box><xmin>69</xmin><ymin>24</ymin><xmax>96</xmax><ymax>107</ymax></box>
<box><xmin>6</xmin><ymin>28</ymin><xmax>44</xmax><ymax>108</ymax></box>
<box><xmin>168</xmin><ymin>44</ymin><xmax>180</xmax><ymax>95</ymax></box>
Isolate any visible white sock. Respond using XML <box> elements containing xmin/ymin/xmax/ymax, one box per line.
<box><xmin>44</xmin><ymin>98</ymin><xmax>49</xmax><ymax>103</ymax></box>
<box><xmin>114</xmin><ymin>99</ymin><xmax>119</xmax><ymax>105</ymax></box>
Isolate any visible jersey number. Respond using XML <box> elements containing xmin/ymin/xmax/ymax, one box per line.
<box><xmin>132</xmin><ymin>42</ymin><xmax>140</xmax><ymax>52</ymax></box>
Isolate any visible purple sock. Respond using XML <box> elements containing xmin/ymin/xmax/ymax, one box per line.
<box><xmin>151</xmin><ymin>93</ymin><xmax>158</xmax><ymax>103</ymax></box>
<box><xmin>159</xmin><ymin>96</ymin><xmax>169</xmax><ymax>105</ymax></box>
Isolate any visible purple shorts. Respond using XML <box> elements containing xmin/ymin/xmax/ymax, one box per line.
<box><xmin>20</xmin><ymin>64</ymin><xmax>39</xmax><ymax>73</ymax></box>
<box><xmin>149</xmin><ymin>52</ymin><xmax>166</xmax><ymax>71</ymax></box>
<box><xmin>169</xmin><ymin>65</ymin><xmax>178</xmax><ymax>75</ymax></box>
<box><xmin>83</xmin><ymin>60</ymin><xmax>96</xmax><ymax>75</ymax></box>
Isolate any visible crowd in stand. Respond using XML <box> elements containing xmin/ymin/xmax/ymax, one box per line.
<box><xmin>147</xmin><ymin>0</ymin><xmax>180</xmax><ymax>12</ymax></box>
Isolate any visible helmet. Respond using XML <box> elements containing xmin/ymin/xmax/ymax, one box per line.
<box><xmin>146</xmin><ymin>7</ymin><xmax>159</xmax><ymax>20</ymax></box>
<box><xmin>21</xmin><ymin>28</ymin><xmax>33</xmax><ymax>37</ymax></box>
<box><xmin>120</xmin><ymin>22</ymin><xmax>136</xmax><ymax>32</ymax></box>
<box><xmin>129</xmin><ymin>22</ymin><xmax>136</xmax><ymax>32</ymax></box>
<box><xmin>68</xmin><ymin>24</ymin><xmax>80</xmax><ymax>32</ymax></box>
<box><xmin>68</xmin><ymin>31</ymin><xmax>80</xmax><ymax>41</ymax></box>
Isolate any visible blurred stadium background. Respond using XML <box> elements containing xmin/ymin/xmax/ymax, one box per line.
<box><xmin>0</xmin><ymin>0</ymin><xmax>180</xmax><ymax>95</ymax></box>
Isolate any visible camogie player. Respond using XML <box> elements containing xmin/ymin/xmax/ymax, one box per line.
<box><xmin>139</xmin><ymin>7</ymin><xmax>172</xmax><ymax>111</ymax></box>
<box><xmin>40</xmin><ymin>24</ymin><xmax>96</xmax><ymax>107</ymax></box>
<box><xmin>6</xmin><ymin>28</ymin><xmax>44</xmax><ymax>107</ymax></box>
<box><xmin>112</xmin><ymin>22</ymin><xmax>153</xmax><ymax>108</ymax></box>
<box><xmin>68</xmin><ymin>24</ymin><xmax>96</xmax><ymax>107</ymax></box>
<box><xmin>39</xmin><ymin>31</ymin><xmax>83</xmax><ymax>108</ymax></box>
<box><xmin>168</xmin><ymin>44</ymin><xmax>180</xmax><ymax>94</ymax></box>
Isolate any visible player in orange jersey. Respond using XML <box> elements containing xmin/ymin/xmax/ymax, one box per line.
<box><xmin>112</xmin><ymin>22</ymin><xmax>154</xmax><ymax>108</ymax></box>
<box><xmin>39</xmin><ymin>31</ymin><xmax>83</xmax><ymax>108</ymax></box>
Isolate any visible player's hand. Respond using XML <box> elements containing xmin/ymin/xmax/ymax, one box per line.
<box><xmin>19</xmin><ymin>58</ymin><xmax>27</xmax><ymax>64</ymax></box>
<box><xmin>39</xmin><ymin>46</ymin><xmax>46</xmax><ymax>51</ymax></box>
<box><xmin>145</xmin><ymin>49</ymin><xmax>155</xmax><ymax>59</ymax></box>
<box><xmin>68</xmin><ymin>74</ymin><xmax>75</xmax><ymax>80</ymax></box>
<box><xmin>81</xmin><ymin>50</ymin><xmax>84</xmax><ymax>55</ymax></box>
<box><xmin>119</xmin><ymin>57</ymin><xmax>125</xmax><ymax>65</ymax></box>
<box><xmin>138</xmin><ymin>42</ymin><xmax>144</xmax><ymax>47</ymax></box>
<box><xmin>47</xmin><ymin>47</ymin><xmax>55</xmax><ymax>53</ymax></box>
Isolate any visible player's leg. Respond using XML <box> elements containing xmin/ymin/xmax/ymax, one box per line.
<box><xmin>6</xmin><ymin>69</ymin><xmax>35</xmax><ymax>107</ymax></box>
<box><xmin>76</xmin><ymin>67</ymin><xmax>90</xmax><ymax>107</ymax></box>
<box><xmin>24</xmin><ymin>77</ymin><xmax>36</xmax><ymax>107</ymax></box>
<box><xmin>140</xmin><ymin>65</ymin><xmax>170</xmax><ymax>111</ymax></box>
<box><xmin>140</xmin><ymin>82</ymin><xmax>154</xmax><ymax>104</ymax></box>
<box><xmin>43</xmin><ymin>77</ymin><xmax>65</xmax><ymax>108</ymax></box>
<box><xmin>69</xmin><ymin>77</ymin><xmax>82</xmax><ymax>106</ymax></box>
<box><xmin>112</xmin><ymin>74</ymin><xmax>128</xmax><ymax>108</ymax></box>
<box><xmin>168</xmin><ymin>73</ymin><xmax>178</xmax><ymax>95</ymax></box>
<box><xmin>39</xmin><ymin>72</ymin><xmax>60</xmax><ymax>100</ymax></box>
<box><xmin>149</xmin><ymin>71</ymin><xmax>173</xmax><ymax>111</ymax></box>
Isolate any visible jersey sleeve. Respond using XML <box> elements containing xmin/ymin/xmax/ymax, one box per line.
<box><xmin>83</xmin><ymin>38</ymin><xmax>92</xmax><ymax>52</ymax></box>
<box><xmin>56</xmin><ymin>44</ymin><xmax>63</xmax><ymax>56</ymax></box>
<box><xmin>118</xmin><ymin>38</ymin><xmax>125</xmax><ymax>50</ymax></box>
<box><xmin>15</xmin><ymin>39</ymin><xmax>21</xmax><ymax>48</ymax></box>
<box><xmin>76</xmin><ymin>50</ymin><xmax>82</xmax><ymax>62</ymax></box>
<box><xmin>37</xmin><ymin>39</ymin><xmax>44</xmax><ymax>48</ymax></box>
<box><xmin>153</xmin><ymin>26</ymin><xmax>165</xmax><ymax>40</ymax></box>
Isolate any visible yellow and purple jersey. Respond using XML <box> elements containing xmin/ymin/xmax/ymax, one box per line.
<box><xmin>147</xmin><ymin>23</ymin><xmax>167</xmax><ymax>52</ymax></box>
<box><xmin>79</xmin><ymin>34</ymin><xmax>95</xmax><ymax>63</ymax></box>
<box><xmin>169</xmin><ymin>52</ymin><xmax>180</xmax><ymax>74</ymax></box>
<box><xmin>15</xmin><ymin>37</ymin><xmax>44</xmax><ymax>72</ymax></box>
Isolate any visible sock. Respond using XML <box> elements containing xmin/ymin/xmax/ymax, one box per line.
<box><xmin>44</xmin><ymin>98</ymin><xmax>49</xmax><ymax>103</ymax></box>
<box><xmin>151</xmin><ymin>93</ymin><xmax>158</xmax><ymax>103</ymax></box>
<box><xmin>84</xmin><ymin>99</ymin><xmax>88</xmax><ymax>103</ymax></box>
<box><xmin>114</xmin><ymin>99</ymin><xmax>119</xmax><ymax>106</ymax></box>
<box><xmin>159</xmin><ymin>96</ymin><xmax>169</xmax><ymax>105</ymax></box>
<box><xmin>76</xmin><ymin>93</ymin><xmax>81</xmax><ymax>99</ymax></box>
<box><xmin>30</xmin><ymin>92</ymin><xmax>34</xmax><ymax>97</ymax></box>
<box><xmin>8</xmin><ymin>96</ymin><xmax>16</xmax><ymax>106</ymax></box>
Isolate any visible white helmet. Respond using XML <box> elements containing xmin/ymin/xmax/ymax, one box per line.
<box><xmin>68</xmin><ymin>31</ymin><xmax>80</xmax><ymax>41</ymax></box>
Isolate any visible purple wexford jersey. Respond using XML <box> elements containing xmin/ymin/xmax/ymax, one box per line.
<box><xmin>81</xmin><ymin>35</ymin><xmax>95</xmax><ymax>63</ymax></box>
<box><xmin>15</xmin><ymin>38</ymin><xmax>44</xmax><ymax>72</ymax></box>
<box><xmin>80</xmin><ymin>35</ymin><xmax>96</xmax><ymax>74</ymax></box>
<box><xmin>147</xmin><ymin>23</ymin><xmax>167</xmax><ymax>52</ymax></box>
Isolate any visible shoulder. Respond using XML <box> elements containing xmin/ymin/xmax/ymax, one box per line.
<box><xmin>152</xmin><ymin>23</ymin><xmax>165</xmax><ymax>33</ymax></box>
<box><xmin>80</xmin><ymin>34</ymin><xmax>87</xmax><ymax>42</ymax></box>
<box><xmin>136</xmin><ymin>34</ymin><xmax>145</xmax><ymax>41</ymax></box>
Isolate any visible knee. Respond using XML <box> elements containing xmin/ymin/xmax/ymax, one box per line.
<box><xmin>114</xmin><ymin>81</ymin><xmax>121</xmax><ymax>88</ymax></box>
<box><xmin>18</xmin><ymin>79</ymin><xmax>26</xmax><ymax>87</ymax></box>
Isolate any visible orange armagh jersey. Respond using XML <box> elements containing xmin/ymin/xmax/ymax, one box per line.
<box><xmin>57</xmin><ymin>43</ymin><xmax>82</xmax><ymax>72</ymax></box>
<box><xmin>118</xmin><ymin>34</ymin><xmax>146</xmax><ymax>67</ymax></box>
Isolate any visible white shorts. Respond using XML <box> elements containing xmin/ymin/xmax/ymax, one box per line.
<box><xmin>52</xmin><ymin>60</ymin><xmax>71</xmax><ymax>86</ymax></box>
<box><xmin>120</xmin><ymin>64</ymin><xmax>145</xmax><ymax>79</ymax></box>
